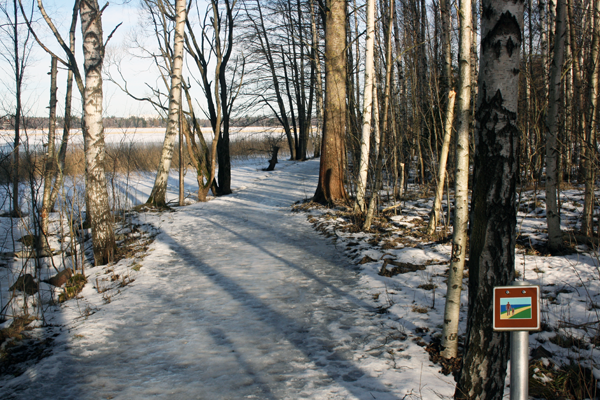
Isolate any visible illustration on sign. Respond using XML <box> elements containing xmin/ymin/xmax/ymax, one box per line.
<box><xmin>500</xmin><ymin>297</ymin><xmax>532</xmax><ymax>320</ymax></box>
<box><xmin>493</xmin><ymin>284</ymin><xmax>540</xmax><ymax>331</ymax></box>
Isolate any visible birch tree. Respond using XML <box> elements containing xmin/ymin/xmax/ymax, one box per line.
<box><xmin>363</xmin><ymin>0</ymin><xmax>394</xmax><ymax>230</ymax></box>
<box><xmin>24</xmin><ymin>0</ymin><xmax>117</xmax><ymax>264</ymax></box>
<box><xmin>455</xmin><ymin>0</ymin><xmax>524</xmax><ymax>397</ymax></box>
<box><xmin>426</xmin><ymin>90</ymin><xmax>455</xmax><ymax>236</ymax></box>
<box><xmin>39</xmin><ymin>56</ymin><xmax>58</xmax><ymax>255</ymax></box>
<box><xmin>545</xmin><ymin>0</ymin><xmax>566</xmax><ymax>250</ymax></box>
<box><xmin>426</xmin><ymin>0</ymin><xmax>455</xmax><ymax>236</ymax></box>
<box><xmin>355</xmin><ymin>0</ymin><xmax>375</xmax><ymax>213</ymax></box>
<box><xmin>313</xmin><ymin>0</ymin><xmax>348</xmax><ymax>204</ymax></box>
<box><xmin>39</xmin><ymin>1</ymin><xmax>78</xmax><ymax>249</ymax></box>
<box><xmin>441</xmin><ymin>0</ymin><xmax>471</xmax><ymax>360</ymax></box>
<box><xmin>146</xmin><ymin>0</ymin><xmax>186</xmax><ymax>207</ymax></box>
<box><xmin>79</xmin><ymin>0</ymin><xmax>116</xmax><ymax>265</ymax></box>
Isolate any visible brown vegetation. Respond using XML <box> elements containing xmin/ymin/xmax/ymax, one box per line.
<box><xmin>0</xmin><ymin>135</ymin><xmax>291</xmax><ymax>184</ymax></box>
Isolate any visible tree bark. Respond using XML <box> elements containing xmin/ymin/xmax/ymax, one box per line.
<box><xmin>310</xmin><ymin>0</ymin><xmax>324</xmax><ymax>158</ymax></box>
<box><xmin>40</xmin><ymin>56</ymin><xmax>58</xmax><ymax>254</ymax></box>
<box><xmin>455</xmin><ymin>0</ymin><xmax>523</xmax><ymax>397</ymax></box>
<box><xmin>582</xmin><ymin>0</ymin><xmax>600</xmax><ymax>236</ymax></box>
<box><xmin>12</xmin><ymin>0</ymin><xmax>21</xmax><ymax>216</ymax></box>
<box><xmin>363</xmin><ymin>0</ymin><xmax>394</xmax><ymax>230</ymax></box>
<box><xmin>545</xmin><ymin>0</ymin><xmax>566</xmax><ymax>250</ymax></box>
<box><xmin>48</xmin><ymin>1</ymin><xmax>78</xmax><ymax>213</ymax></box>
<box><xmin>147</xmin><ymin>0</ymin><xmax>186</xmax><ymax>207</ymax></box>
<box><xmin>427</xmin><ymin>90</ymin><xmax>455</xmax><ymax>236</ymax></box>
<box><xmin>355</xmin><ymin>0</ymin><xmax>375</xmax><ymax>212</ymax></box>
<box><xmin>314</xmin><ymin>0</ymin><xmax>348</xmax><ymax>204</ymax></box>
<box><xmin>80</xmin><ymin>0</ymin><xmax>115</xmax><ymax>265</ymax></box>
<box><xmin>441</xmin><ymin>0</ymin><xmax>471</xmax><ymax>360</ymax></box>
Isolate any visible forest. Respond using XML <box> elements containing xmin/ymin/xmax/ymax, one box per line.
<box><xmin>0</xmin><ymin>0</ymin><xmax>599</xmax><ymax>399</ymax></box>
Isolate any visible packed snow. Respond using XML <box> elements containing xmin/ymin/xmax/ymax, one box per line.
<box><xmin>0</xmin><ymin>158</ymin><xmax>599</xmax><ymax>399</ymax></box>
<box><xmin>0</xmin><ymin>159</ymin><xmax>455</xmax><ymax>399</ymax></box>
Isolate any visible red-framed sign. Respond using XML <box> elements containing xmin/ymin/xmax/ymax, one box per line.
<box><xmin>493</xmin><ymin>285</ymin><xmax>541</xmax><ymax>331</ymax></box>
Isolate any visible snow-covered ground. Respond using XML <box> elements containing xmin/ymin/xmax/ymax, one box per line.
<box><xmin>0</xmin><ymin>159</ymin><xmax>455</xmax><ymax>399</ymax></box>
<box><xmin>303</xmin><ymin>184</ymin><xmax>600</xmax><ymax>398</ymax></box>
<box><xmin>0</xmin><ymin>157</ymin><xmax>599</xmax><ymax>399</ymax></box>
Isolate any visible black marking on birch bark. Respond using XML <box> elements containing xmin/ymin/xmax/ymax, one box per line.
<box><xmin>506</xmin><ymin>36</ymin><xmax>517</xmax><ymax>56</ymax></box>
<box><xmin>482</xmin><ymin>4</ymin><xmax>495</xmax><ymax>21</ymax></box>
<box><xmin>83</xmin><ymin>32</ymin><xmax>103</xmax><ymax>71</ymax></box>
<box><xmin>481</xmin><ymin>12</ymin><xmax>522</xmax><ymax>59</ymax></box>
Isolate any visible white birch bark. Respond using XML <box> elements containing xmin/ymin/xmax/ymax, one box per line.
<box><xmin>363</xmin><ymin>0</ymin><xmax>394</xmax><ymax>229</ymax></box>
<box><xmin>147</xmin><ymin>0</ymin><xmax>186</xmax><ymax>207</ymax></box>
<box><xmin>456</xmin><ymin>0</ymin><xmax>523</xmax><ymax>396</ymax></box>
<box><xmin>441</xmin><ymin>0</ymin><xmax>471</xmax><ymax>360</ymax></box>
<box><xmin>545</xmin><ymin>0</ymin><xmax>566</xmax><ymax>251</ymax></box>
<box><xmin>355</xmin><ymin>0</ymin><xmax>376</xmax><ymax>213</ymax></box>
<box><xmin>80</xmin><ymin>0</ymin><xmax>115</xmax><ymax>265</ymax></box>
<box><xmin>426</xmin><ymin>90</ymin><xmax>455</xmax><ymax>236</ymax></box>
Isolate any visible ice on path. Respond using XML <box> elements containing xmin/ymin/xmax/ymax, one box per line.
<box><xmin>1</xmin><ymin>160</ymin><xmax>449</xmax><ymax>399</ymax></box>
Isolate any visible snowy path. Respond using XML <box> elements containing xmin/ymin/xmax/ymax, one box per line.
<box><xmin>2</xmin><ymin>160</ymin><xmax>438</xmax><ymax>399</ymax></box>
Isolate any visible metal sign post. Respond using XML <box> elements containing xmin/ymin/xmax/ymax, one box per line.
<box><xmin>493</xmin><ymin>281</ymin><xmax>541</xmax><ymax>400</ymax></box>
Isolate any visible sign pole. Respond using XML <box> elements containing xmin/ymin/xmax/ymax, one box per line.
<box><xmin>510</xmin><ymin>330</ymin><xmax>529</xmax><ymax>400</ymax></box>
<box><xmin>509</xmin><ymin>281</ymin><xmax>530</xmax><ymax>400</ymax></box>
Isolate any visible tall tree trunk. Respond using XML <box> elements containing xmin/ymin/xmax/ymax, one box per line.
<box><xmin>310</xmin><ymin>0</ymin><xmax>324</xmax><ymax>157</ymax></box>
<box><xmin>215</xmin><ymin>0</ymin><xmax>237</xmax><ymax>196</ymax></box>
<box><xmin>441</xmin><ymin>0</ymin><xmax>472</xmax><ymax>360</ymax></box>
<box><xmin>40</xmin><ymin>56</ymin><xmax>58</xmax><ymax>254</ymax></box>
<box><xmin>427</xmin><ymin>91</ymin><xmax>455</xmax><ymax>236</ymax></box>
<box><xmin>12</xmin><ymin>0</ymin><xmax>21</xmax><ymax>216</ymax></box>
<box><xmin>363</xmin><ymin>0</ymin><xmax>394</xmax><ymax>230</ymax></box>
<box><xmin>48</xmin><ymin>1</ymin><xmax>78</xmax><ymax>213</ymax></box>
<box><xmin>441</xmin><ymin>0</ymin><xmax>452</xmax><ymax>92</ymax></box>
<box><xmin>455</xmin><ymin>0</ymin><xmax>523</xmax><ymax>397</ymax></box>
<box><xmin>426</xmin><ymin>0</ymin><xmax>454</xmax><ymax>236</ymax></box>
<box><xmin>314</xmin><ymin>0</ymin><xmax>348</xmax><ymax>204</ymax></box>
<box><xmin>147</xmin><ymin>0</ymin><xmax>186</xmax><ymax>207</ymax></box>
<box><xmin>546</xmin><ymin>0</ymin><xmax>566</xmax><ymax>250</ymax></box>
<box><xmin>80</xmin><ymin>0</ymin><xmax>116</xmax><ymax>265</ymax></box>
<box><xmin>582</xmin><ymin>0</ymin><xmax>600</xmax><ymax>236</ymax></box>
<box><xmin>355</xmin><ymin>0</ymin><xmax>375</xmax><ymax>212</ymax></box>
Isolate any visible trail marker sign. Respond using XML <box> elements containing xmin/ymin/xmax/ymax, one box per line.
<box><xmin>493</xmin><ymin>285</ymin><xmax>540</xmax><ymax>331</ymax></box>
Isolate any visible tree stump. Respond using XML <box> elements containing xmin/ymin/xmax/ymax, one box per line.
<box><xmin>264</xmin><ymin>145</ymin><xmax>280</xmax><ymax>171</ymax></box>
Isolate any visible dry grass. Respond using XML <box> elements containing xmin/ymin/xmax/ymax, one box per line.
<box><xmin>0</xmin><ymin>135</ymin><xmax>289</xmax><ymax>184</ymax></box>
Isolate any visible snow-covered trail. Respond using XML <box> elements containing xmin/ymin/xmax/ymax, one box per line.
<box><xmin>3</xmin><ymin>160</ymin><xmax>425</xmax><ymax>399</ymax></box>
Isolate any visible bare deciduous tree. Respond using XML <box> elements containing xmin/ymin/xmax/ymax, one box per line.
<box><xmin>455</xmin><ymin>0</ymin><xmax>524</xmax><ymax>397</ymax></box>
<box><xmin>354</xmin><ymin>0</ymin><xmax>375</xmax><ymax>213</ymax></box>
<box><xmin>441</xmin><ymin>0</ymin><xmax>472</xmax><ymax>360</ymax></box>
<box><xmin>0</xmin><ymin>0</ymin><xmax>34</xmax><ymax>216</ymax></box>
<box><xmin>313</xmin><ymin>0</ymin><xmax>348</xmax><ymax>204</ymax></box>
<box><xmin>545</xmin><ymin>0</ymin><xmax>566</xmax><ymax>250</ymax></box>
<box><xmin>79</xmin><ymin>0</ymin><xmax>116</xmax><ymax>265</ymax></box>
<box><xmin>146</xmin><ymin>0</ymin><xmax>186</xmax><ymax>207</ymax></box>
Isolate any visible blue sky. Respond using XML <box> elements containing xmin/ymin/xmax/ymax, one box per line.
<box><xmin>2</xmin><ymin>0</ymin><xmax>210</xmax><ymax>118</ymax></box>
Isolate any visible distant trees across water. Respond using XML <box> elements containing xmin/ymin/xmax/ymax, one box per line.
<box><xmin>0</xmin><ymin>115</ymin><xmax>290</xmax><ymax>131</ymax></box>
